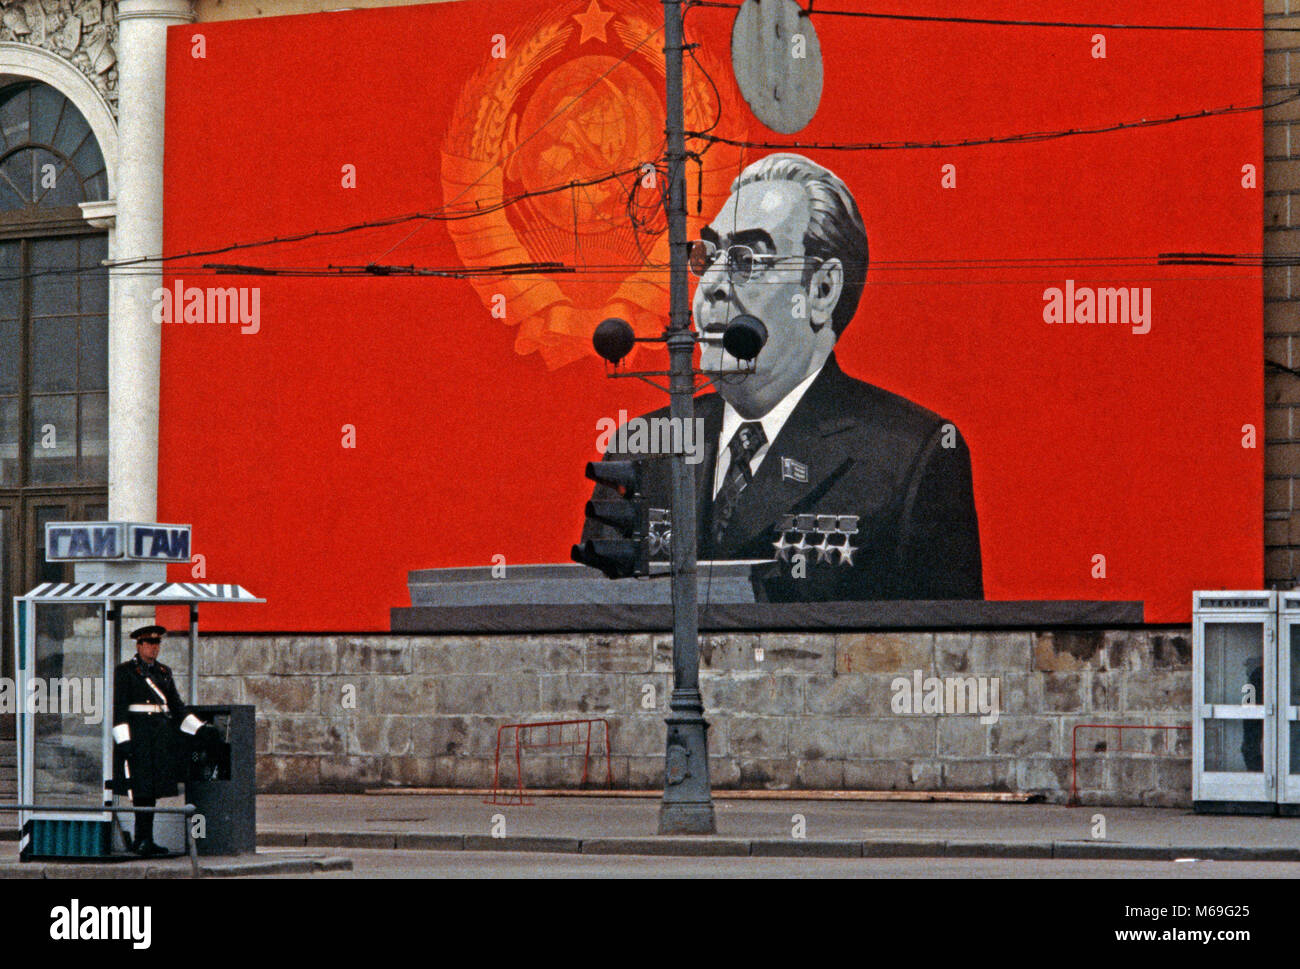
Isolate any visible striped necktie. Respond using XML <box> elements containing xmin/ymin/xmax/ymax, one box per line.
<box><xmin>712</xmin><ymin>421</ymin><xmax>767</xmax><ymax>549</ymax></box>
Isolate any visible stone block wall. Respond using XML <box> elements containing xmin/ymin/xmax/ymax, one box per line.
<box><xmin>174</xmin><ymin>627</ymin><xmax>1193</xmax><ymax>806</ymax></box>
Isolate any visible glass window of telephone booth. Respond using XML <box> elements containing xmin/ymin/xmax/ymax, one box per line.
<box><xmin>1202</xmin><ymin>620</ymin><xmax>1267</xmax><ymax>774</ymax></box>
<box><xmin>0</xmin><ymin>80</ymin><xmax>109</xmax><ymax>688</ymax></box>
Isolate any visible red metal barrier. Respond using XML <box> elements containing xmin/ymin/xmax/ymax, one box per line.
<box><xmin>484</xmin><ymin>719</ymin><xmax>614</xmax><ymax>806</ymax></box>
<box><xmin>1069</xmin><ymin>722</ymin><xmax>1192</xmax><ymax>805</ymax></box>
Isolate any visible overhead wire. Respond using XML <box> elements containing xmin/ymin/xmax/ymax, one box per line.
<box><xmin>0</xmin><ymin>160</ymin><xmax>672</xmax><ymax>288</ymax></box>
<box><xmin>45</xmin><ymin>87</ymin><xmax>1282</xmax><ymax>287</ymax></box>
<box><xmin>689</xmin><ymin>91</ymin><xmax>1300</xmax><ymax>151</ymax></box>
<box><xmin>5</xmin><ymin>251</ymin><xmax>1294</xmax><ymax>285</ymax></box>
<box><xmin>0</xmin><ymin>7</ymin><xmax>1282</xmax><ymax>287</ymax></box>
<box><xmin>688</xmin><ymin>1</ymin><xmax>1298</xmax><ymax>33</ymax></box>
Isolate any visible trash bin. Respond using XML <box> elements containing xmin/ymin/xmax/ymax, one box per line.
<box><xmin>186</xmin><ymin>705</ymin><xmax>256</xmax><ymax>855</ymax></box>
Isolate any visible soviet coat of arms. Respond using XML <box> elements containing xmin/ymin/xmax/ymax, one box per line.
<box><xmin>440</xmin><ymin>0</ymin><xmax>744</xmax><ymax>370</ymax></box>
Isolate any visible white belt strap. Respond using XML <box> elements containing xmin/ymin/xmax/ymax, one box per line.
<box><xmin>128</xmin><ymin>703</ymin><xmax>166</xmax><ymax>714</ymax></box>
<box><xmin>143</xmin><ymin>677</ymin><xmax>171</xmax><ymax>711</ymax></box>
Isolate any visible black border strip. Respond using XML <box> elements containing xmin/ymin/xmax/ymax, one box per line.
<box><xmin>391</xmin><ymin>600</ymin><xmax>1144</xmax><ymax>633</ymax></box>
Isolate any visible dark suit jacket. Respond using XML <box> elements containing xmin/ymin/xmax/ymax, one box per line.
<box><xmin>581</xmin><ymin>354</ymin><xmax>983</xmax><ymax>601</ymax></box>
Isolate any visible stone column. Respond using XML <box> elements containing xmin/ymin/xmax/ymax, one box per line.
<box><xmin>108</xmin><ymin>0</ymin><xmax>195</xmax><ymax>523</ymax></box>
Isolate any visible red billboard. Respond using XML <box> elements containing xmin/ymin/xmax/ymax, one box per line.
<box><xmin>160</xmin><ymin>0</ymin><xmax>1262</xmax><ymax>630</ymax></box>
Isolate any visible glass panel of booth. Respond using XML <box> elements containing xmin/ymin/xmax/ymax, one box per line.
<box><xmin>0</xmin><ymin>506</ymin><xmax>11</xmax><ymax>680</ymax></box>
<box><xmin>30</xmin><ymin>601</ymin><xmax>105</xmax><ymax>808</ymax></box>
<box><xmin>1202</xmin><ymin>621</ymin><xmax>1265</xmax><ymax>774</ymax></box>
<box><xmin>1290</xmin><ymin>624</ymin><xmax>1300</xmax><ymax>776</ymax></box>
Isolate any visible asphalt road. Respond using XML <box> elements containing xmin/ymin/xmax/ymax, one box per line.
<box><xmin>254</xmin><ymin>847</ymin><xmax>1300</xmax><ymax>878</ymax></box>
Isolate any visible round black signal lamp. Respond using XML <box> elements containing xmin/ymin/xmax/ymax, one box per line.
<box><xmin>722</xmin><ymin>314</ymin><xmax>767</xmax><ymax>362</ymax></box>
<box><xmin>593</xmin><ymin>317</ymin><xmax>636</xmax><ymax>365</ymax></box>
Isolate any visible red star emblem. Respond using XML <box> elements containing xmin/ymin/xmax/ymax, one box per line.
<box><xmin>572</xmin><ymin>0</ymin><xmax>614</xmax><ymax>44</ymax></box>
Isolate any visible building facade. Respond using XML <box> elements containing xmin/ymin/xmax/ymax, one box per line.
<box><xmin>0</xmin><ymin>0</ymin><xmax>1291</xmax><ymax>804</ymax></box>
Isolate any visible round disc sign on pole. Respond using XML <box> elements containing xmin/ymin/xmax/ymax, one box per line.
<box><xmin>730</xmin><ymin>0</ymin><xmax>824</xmax><ymax>134</ymax></box>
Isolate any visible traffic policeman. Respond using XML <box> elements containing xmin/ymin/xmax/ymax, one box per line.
<box><xmin>110</xmin><ymin>625</ymin><xmax>215</xmax><ymax>857</ymax></box>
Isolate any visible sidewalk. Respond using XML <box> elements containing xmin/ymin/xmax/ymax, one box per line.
<box><xmin>255</xmin><ymin>794</ymin><xmax>1300</xmax><ymax>861</ymax></box>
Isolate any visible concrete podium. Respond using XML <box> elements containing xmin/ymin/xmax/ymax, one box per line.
<box><xmin>407</xmin><ymin>562</ymin><xmax>760</xmax><ymax>608</ymax></box>
<box><xmin>392</xmin><ymin>563</ymin><xmax>1143</xmax><ymax>633</ymax></box>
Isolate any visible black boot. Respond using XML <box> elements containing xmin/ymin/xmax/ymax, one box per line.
<box><xmin>133</xmin><ymin>799</ymin><xmax>160</xmax><ymax>856</ymax></box>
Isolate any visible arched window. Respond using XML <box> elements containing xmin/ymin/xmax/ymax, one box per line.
<box><xmin>0</xmin><ymin>80</ymin><xmax>109</xmax><ymax>687</ymax></box>
<box><xmin>0</xmin><ymin>81</ymin><xmax>108</xmax><ymax>213</ymax></box>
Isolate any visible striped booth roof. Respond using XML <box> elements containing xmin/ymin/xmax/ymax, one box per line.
<box><xmin>18</xmin><ymin>582</ymin><xmax>264</xmax><ymax>604</ymax></box>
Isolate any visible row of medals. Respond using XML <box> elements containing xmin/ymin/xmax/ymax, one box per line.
<box><xmin>647</xmin><ymin>510</ymin><xmax>860</xmax><ymax>567</ymax></box>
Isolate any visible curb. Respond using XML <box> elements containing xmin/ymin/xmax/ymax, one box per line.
<box><xmin>199</xmin><ymin>856</ymin><xmax>353</xmax><ymax>877</ymax></box>
<box><xmin>257</xmin><ymin>831</ymin><xmax>1300</xmax><ymax>863</ymax></box>
<box><xmin>0</xmin><ymin>854</ymin><xmax>352</xmax><ymax>878</ymax></box>
<box><xmin>583</xmin><ymin>837</ymin><xmax>751</xmax><ymax>856</ymax></box>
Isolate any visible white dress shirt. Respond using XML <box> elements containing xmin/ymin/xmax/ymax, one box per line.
<box><xmin>712</xmin><ymin>365</ymin><xmax>824</xmax><ymax>498</ymax></box>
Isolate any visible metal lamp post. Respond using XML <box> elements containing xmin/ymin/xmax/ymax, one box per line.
<box><xmin>657</xmin><ymin>0</ymin><xmax>715</xmax><ymax>835</ymax></box>
<box><xmin>587</xmin><ymin>0</ymin><xmax>771</xmax><ymax>834</ymax></box>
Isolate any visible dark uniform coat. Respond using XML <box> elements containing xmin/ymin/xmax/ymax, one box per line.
<box><xmin>110</xmin><ymin>657</ymin><xmax>194</xmax><ymax>800</ymax></box>
<box><xmin>582</xmin><ymin>354</ymin><xmax>983</xmax><ymax>601</ymax></box>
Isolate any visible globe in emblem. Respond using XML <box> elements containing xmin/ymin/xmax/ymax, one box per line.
<box><xmin>506</xmin><ymin>57</ymin><xmax>661</xmax><ymax>235</ymax></box>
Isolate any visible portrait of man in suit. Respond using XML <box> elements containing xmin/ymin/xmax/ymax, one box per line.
<box><xmin>582</xmin><ymin>152</ymin><xmax>983</xmax><ymax>601</ymax></box>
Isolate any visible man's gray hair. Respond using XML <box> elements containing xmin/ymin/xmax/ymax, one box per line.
<box><xmin>731</xmin><ymin>153</ymin><xmax>869</xmax><ymax>337</ymax></box>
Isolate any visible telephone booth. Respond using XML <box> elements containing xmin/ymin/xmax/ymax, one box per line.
<box><xmin>1192</xmin><ymin>591</ymin><xmax>1276</xmax><ymax>814</ymax></box>
<box><xmin>10</xmin><ymin>522</ymin><xmax>263</xmax><ymax>858</ymax></box>
<box><xmin>1275</xmin><ymin>593</ymin><xmax>1300</xmax><ymax>815</ymax></box>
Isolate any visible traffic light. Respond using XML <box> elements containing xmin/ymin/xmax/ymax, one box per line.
<box><xmin>571</xmin><ymin>460</ymin><xmax>650</xmax><ymax>578</ymax></box>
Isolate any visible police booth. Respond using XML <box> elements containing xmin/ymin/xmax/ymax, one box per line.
<box><xmin>10</xmin><ymin>522</ymin><xmax>263</xmax><ymax>859</ymax></box>
<box><xmin>1192</xmin><ymin>590</ymin><xmax>1300</xmax><ymax>815</ymax></box>
<box><xmin>1276</xmin><ymin>592</ymin><xmax>1300</xmax><ymax>815</ymax></box>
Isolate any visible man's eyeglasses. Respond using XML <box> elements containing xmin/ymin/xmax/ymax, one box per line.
<box><xmin>688</xmin><ymin>240</ymin><xmax>813</xmax><ymax>284</ymax></box>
